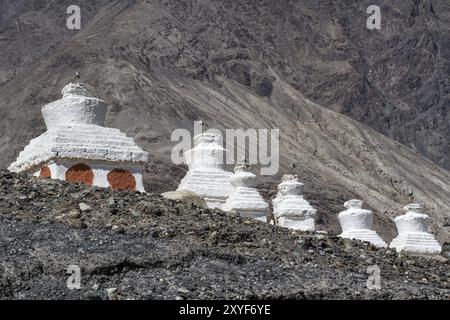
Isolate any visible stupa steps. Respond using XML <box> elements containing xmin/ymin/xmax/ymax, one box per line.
<box><xmin>392</xmin><ymin>235</ymin><xmax>441</xmax><ymax>243</ymax></box>
<box><xmin>16</xmin><ymin>138</ymin><xmax>145</xmax><ymax>154</ymax></box>
<box><xmin>341</xmin><ymin>233</ymin><xmax>385</xmax><ymax>241</ymax></box>
<box><xmin>56</xmin><ymin>125</ymin><xmax>122</xmax><ymax>132</ymax></box>
<box><xmin>277</xmin><ymin>208</ymin><xmax>315</xmax><ymax>213</ymax></box>
<box><xmin>182</xmin><ymin>170</ymin><xmax>233</xmax><ymax>176</ymax></box>
<box><xmin>52</xmin><ymin>146</ymin><xmax>145</xmax><ymax>153</ymax></box>
<box><xmin>53</xmin><ymin>126</ymin><xmax>126</xmax><ymax>133</ymax></box>
<box><xmin>16</xmin><ymin>148</ymin><xmax>147</xmax><ymax>160</ymax></box>
<box><xmin>52</xmin><ymin>137</ymin><xmax>136</xmax><ymax>147</ymax></box>
<box><xmin>229</xmin><ymin>188</ymin><xmax>266</xmax><ymax>195</ymax></box>
<box><xmin>181</xmin><ymin>174</ymin><xmax>232</xmax><ymax>180</ymax></box>
<box><xmin>180</xmin><ymin>187</ymin><xmax>231</xmax><ymax>194</ymax></box>
<box><xmin>20</xmin><ymin>138</ymin><xmax>140</xmax><ymax>153</ymax></box>
<box><xmin>180</xmin><ymin>178</ymin><xmax>232</xmax><ymax>183</ymax></box>
<box><xmin>52</xmin><ymin>137</ymin><xmax>136</xmax><ymax>146</ymax></box>
<box><xmin>27</xmin><ymin>130</ymin><xmax>135</xmax><ymax>144</ymax></box>
<box><xmin>17</xmin><ymin>145</ymin><xmax>145</xmax><ymax>154</ymax></box>
<box><xmin>229</xmin><ymin>198</ymin><xmax>268</xmax><ymax>204</ymax></box>
<box><xmin>229</xmin><ymin>193</ymin><xmax>267</xmax><ymax>198</ymax></box>
<box><xmin>56</xmin><ymin>151</ymin><xmax>147</xmax><ymax>161</ymax></box>
<box><xmin>227</xmin><ymin>198</ymin><xmax>268</xmax><ymax>205</ymax></box>
<box><xmin>230</xmin><ymin>193</ymin><xmax>263</xmax><ymax>197</ymax></box>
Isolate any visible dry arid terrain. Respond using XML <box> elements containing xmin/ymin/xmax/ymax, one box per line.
<box><xmin>0</xmin><ymin>0</ymin><xmax>449</xmax><ymax>299</ymax></box>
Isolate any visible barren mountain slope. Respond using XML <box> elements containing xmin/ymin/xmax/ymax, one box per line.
<box><xmin>1</xmin><ymin>0</ymin><xmax>449</xmax><ymax>167</ymax></box>
<box><xmin>0</xmin><ymin>0</ymin><xmax>449</xmax><ymax>241</ymax></box>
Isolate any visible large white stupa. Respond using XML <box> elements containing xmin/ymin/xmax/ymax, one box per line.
<box><xmin>338</xmin><ymin>199</ymin><xmax>387</xmax><ymax>248</ymax></box>
<box><xmin>8</xmin><ymin>83</ymin><xmax>148</xmax><ymax>192</ymax></box>
<box><xmin>273</xmin><ymin>175</ymin><xmax>316</xmax><ymax>231</ymax></box>
<box><xmin>390</xmin><ymin>204</ymin><xmax>442</xmax><ymax>255</ymax></box>
<box><xmin>224</xmin><ymin>164</ymin><xmax>269</xmax><ymax>222</ymax></box>
<box><xmin>177</xmin><ymin>133</ymin><xmax>233</xmax><ymax>209</ymax></box>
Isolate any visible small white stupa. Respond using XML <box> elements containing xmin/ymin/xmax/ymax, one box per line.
<box><xmin>177</xmin><ymin>133</ymin><xmax>233</xmax><ymax>209</ymax></box>
<box><xmin>8</xmin><ymin>83</ymin><xmax>148</xmax><ymax>192</ymax></box>
<box><xmin>390</xmin><ymin>204</ymin><xmax>442</xmax><ymax>255</ymax></box>
<box><xmin>224</xmin><ymin>164</ymin><xmax>269</xmax><ymax>222</ymax></box>
<box><xmin>338</xmin><ymin>199</ymin><xmax>387</xmax><ymax>248</ymax></box>
<box><xmin>273</xmin><ymin>175</ymin><xmax>316</xmax><ymax>231</ymax></box>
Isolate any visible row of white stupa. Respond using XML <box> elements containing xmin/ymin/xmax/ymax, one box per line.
<box><xmin>177</xmin><ymin>132</ymin><xmax>441</xmax><ymax>255</ymax></box>
<box><xmin>8</xmin><ymin>83</ymin><xmax>442</xmax><ymax>255</ymax></box>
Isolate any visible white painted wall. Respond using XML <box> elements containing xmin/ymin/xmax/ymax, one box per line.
<box><xmin>34</xmin><ymin>159</ymin><xmax>145</xmax><ymax>192</ymax></box>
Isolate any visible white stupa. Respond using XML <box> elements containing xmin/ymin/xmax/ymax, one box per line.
<box><xmin>8</xmin><ymin>83</ymin><xmax>148</xmax><ymax>192</ymax></box>
<box><xmin>338</xmin><ymin>199</ymin><xmax>387</xmax><ymax>248</ymax></box>
<box><xmin>273</xmin><ymin>175</ymin><xmax>316</xmax><ymax>231</ymax></box>
<box><xmin>177</xmin><ymin>133</ymin><xmax>233</xmax><ymax>209</ymax></box>
<box><xmin>390</xmin><ymin>204</ymin><xmax>442</xmax><ymax>255</ymax></box>
<box><xmin>224</xmin><ymin>164</ymin><xmax>269</xmax><ymax>222</ymax></box>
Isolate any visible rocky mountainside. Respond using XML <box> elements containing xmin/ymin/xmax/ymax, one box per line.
<box><xmin>0</xmin><ymin>171</ymin><xmax>448</xmax><ymax>299</ymax></box>
<box><xmin>0</xmin><ymin>0</ymin><xmax>449</xmax><ymax>242</ymax></box>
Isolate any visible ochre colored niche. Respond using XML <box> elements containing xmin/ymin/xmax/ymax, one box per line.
<box><xmin>66</xmin><ymin>163</ymin><xmax>94</xmax><ymax>186</ymax></box>
<box><xmin>107</xmin><ymin>169</ymin><xmax>136</xmax><ymax>191</ymax></box>
<box><xmin>40</xmin><ymin>166</ymin><xmax>51</xmax><ymax>178</ymax></box>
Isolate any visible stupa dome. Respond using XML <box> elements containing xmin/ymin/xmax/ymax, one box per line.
<box><xmin>229</xmin><ymin>164</ymin><xmax>257</xmax><ymax>187</ymax></box>
<box><xmin>394</xmin><ymin>204</ymin><xmax>430</xmax><ymax>234</ymax></box>
<box><xmin>339</xmin><ymin>199</ymin><xmax>374</xmax><ymax>232</ymax></box>
<box><xmin>278</xmin><ymin>174</ymin><xmax>304</xmax><ymax>196</ymax></box>
<box><xmin>41</xmin><ymin>83</ymin><xmax>107</xmax><ymax>130</ymax></box>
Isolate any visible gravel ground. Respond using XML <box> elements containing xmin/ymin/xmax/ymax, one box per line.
<box><xmin>0</xmin><ymin>170</ymin><xmax>448</xmax><ymax>300</ymax></box>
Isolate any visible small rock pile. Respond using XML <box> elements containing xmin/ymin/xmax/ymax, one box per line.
<box><xmin>0</xmin><ymin>170</ymin><xmax>448</xmax><ymax>299</ymax></box>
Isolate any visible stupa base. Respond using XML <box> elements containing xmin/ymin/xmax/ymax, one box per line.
<box><xmin>277</xmin><ymin>217</ymin><xmax>315</xmax><ymax>232</ymax></box>
<box><xmin>177</xmin><ymin>168</ymin><xmax>233</xmax><ymax>210</ymax></box>
<box><xmin>339</xmin><ymin>229</ymin><xmax>387</xmax><ymax>248</ymax></box>
<box><xmin>390</xmin><ymin>232</ymin><xmax>442</xmax><ymax>255</ymax></box>
<box><xmin>203</xmin><ymin>197</ymin><xmax>227</xmax><ymax>210</ymax></box>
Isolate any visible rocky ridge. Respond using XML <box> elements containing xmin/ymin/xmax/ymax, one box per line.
<box><xmin>0</xmin><ymin>170</ymin><xmax>448</xmax><ymax>300</ymax></box>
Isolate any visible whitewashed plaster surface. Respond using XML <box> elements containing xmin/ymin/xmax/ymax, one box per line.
<box><xmin>9</xmin><ymin>83</ymin><xmax>149</xmax><ymax>191</ymax></box>
<box><xmin>273</xmin><ymin>175</ymin><xmax>316</xmax><ymax>231</ymax></box>
<box><xmin>338</xmin><ymin>199</ymin><xmax>387</xmax><ymax>248</ymax></box>
<box><xmin>177</xmin><ymin>133</ymin><xmax>233</xmax><ymax>209</ymax></box>
<box><xmin>33</xmin><ymin>160</ymin><xmax>145</xmax><ymax>192</ymax></box>
<box><xmin>224</xmin><ymin>165</ymin><xmax>268</xmax><ymax>222</ymax></box>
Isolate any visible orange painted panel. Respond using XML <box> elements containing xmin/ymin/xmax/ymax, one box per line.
<box><xmin>66</xmin><ymin>163</ymin><xmax>94</xmax><ymax>186</ymax></box>
<box><xmin>107</xmin><ymin>169</ymin><xmax>136</xmax><ymax>191</ymax></box>
<box><xmin>40</xmin><ymin>166</ymin><xmax>51</xmax><ymax>178</ymax></box>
